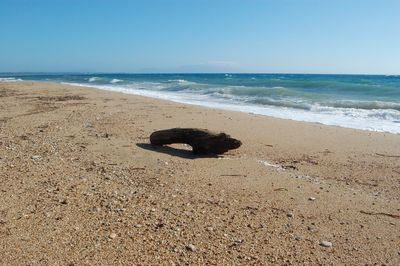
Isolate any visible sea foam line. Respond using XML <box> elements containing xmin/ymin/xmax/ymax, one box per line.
<box><xmin>61</xmin><ymin>82</ymin><xmax>400</xmax><ymax>134</ymax></box>
<box><xmin>0</xmin><ymin>77</ymin><xmax>23</xmax><ymax>82</ymax></box>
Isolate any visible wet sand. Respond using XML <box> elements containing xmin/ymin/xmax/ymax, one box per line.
<box><xmin>0</xmin><ymin>81</ymin><xmax>399</xmax><ymax>265</ymax></box>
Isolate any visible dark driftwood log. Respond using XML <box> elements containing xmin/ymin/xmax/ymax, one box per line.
<box><xmin>150</xmin><ymin>128</ymin><xmax>242</xmax><ymax>154</ymax></box>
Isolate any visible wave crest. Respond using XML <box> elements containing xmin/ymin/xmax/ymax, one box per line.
<box><xmin>0</xmin><ymin>77</ymin><xmax>23</xmax><ymax>82</ymax></box>
<box><xmin>110</xmin><ymin>79</ymin><xmax>123</xmax><ymax>84</ymax></box>
<box><xmin>88</xmin><ymin>77</ymin><xmax>100</xmax><ymax>82</ymax></box>
<box><xmin>327</xmin><ymin>100</ymin><xmax>400</xmax><ymax>111</ymax></box>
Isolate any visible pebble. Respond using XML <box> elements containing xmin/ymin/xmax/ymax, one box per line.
<box><xmin>31</xmin><ymin>155</ymin><xmax>41</xmax><ymax>160</ymax></box>
<box><xmin>287</xmin><ymin>213</ymin><xmax>294</xmax><ymax>218</ymax></box>
<box><xmin>307</xmin><ymin>225</ymin><xmax>318</xmax><ymax>232</ymax></box>
<box><xmin>319</xmin><ymin>240</ymin><xmax>333</xmax><ymax>248</ymax></box>
<box><xmin>186</xmin><ymin>244</ymin><xmax>196</xmax><ymax>252</ymax></box>
<box><xmin>309</xmin><ymin>197</ymin><xmax>316</xmax><ymax>201</ymax></box>
<box><xmin>109</xmin><ymin>233</ymin><xmax>117</xmax><ymax>239</ymax></box>
<box><xmin>59</xmin><ymin>199</ymin><xmax>68</xmax><ymax>205</ymax></box>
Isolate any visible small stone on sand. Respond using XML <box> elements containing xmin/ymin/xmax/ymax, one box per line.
<box><xmin>186</xmin><ymin>244</ymin><xmax>196</xmax><ymax>251</ymax></box>
<box><xmin>320</xmin><ymin>240</ymin><xmax>333</xmax><ymax>247</ymax></box>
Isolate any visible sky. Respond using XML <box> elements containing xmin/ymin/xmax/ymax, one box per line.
<box><xmin>0</xmin><ymin>0</ymin><xmax>399</xmax><ymax>74</ymax></box>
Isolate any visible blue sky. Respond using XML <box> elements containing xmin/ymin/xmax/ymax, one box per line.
<box><xmin>1</xmin><ymin>0</ymin><xmax>399</xmax><ymax>74</ymax></box>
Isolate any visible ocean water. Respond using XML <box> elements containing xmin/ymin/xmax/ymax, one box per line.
<box><xmin>1</xmin><ymin>73</ymin><xmax>400</xmax><ymax>134</ymax></box>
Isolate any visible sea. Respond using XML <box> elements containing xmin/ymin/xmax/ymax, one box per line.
<box><xmin>1</xmin><ymin>73</ymin><xmax>400</xmax><ymax>134</ymax></box>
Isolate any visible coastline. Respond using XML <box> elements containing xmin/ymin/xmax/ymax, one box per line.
<box><xmin>4</xmin><ymin>73</ymin><xmax>400</xmax><ymax>134</ymax></box>
<box><xmin>1</xmin><ymin>81</ymin><xmax>399</xmax><ymax>264</ymax></box>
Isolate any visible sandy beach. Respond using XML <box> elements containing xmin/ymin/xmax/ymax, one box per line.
<box><xmin>0</xmin><ymin>81</ymin><xmax>399</xmax><ymax>265</ymax></box>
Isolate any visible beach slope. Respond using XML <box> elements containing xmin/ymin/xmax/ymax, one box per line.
<box><xmin>0</xmin><ymin>82</ymin><xmax>399</xmax><ymax>265</ymax></box>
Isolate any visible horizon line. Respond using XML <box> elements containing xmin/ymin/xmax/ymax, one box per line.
<box><xmin>0</xmin><ymin>71</ymin><xmax>399</xmax><ymax>76</ymax></box>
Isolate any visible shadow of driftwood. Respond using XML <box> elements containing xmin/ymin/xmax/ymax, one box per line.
<box><xmin>136</xmin><ymin>143</ymin><xmax>219</xmax><ymax>159</ymax></box>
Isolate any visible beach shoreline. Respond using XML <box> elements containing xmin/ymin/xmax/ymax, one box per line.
<box><xmin>3</xmin><ymin>73</ymin><xmax>400</xmax><ymax>134</ymax></box>
<box><xmin>1</xmin><ymin>81</ymin><xmax>399</xmax><ymax>264</ymax></box>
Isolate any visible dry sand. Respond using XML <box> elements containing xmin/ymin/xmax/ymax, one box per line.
<box><xmin>0</xmin><ymin>81</ymin><xmax>399</xmax><ymax>265</ymax></box>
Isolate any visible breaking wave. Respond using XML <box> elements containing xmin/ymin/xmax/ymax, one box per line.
<box><xmin>0</xmin><ymin>77</ymin><xmax>23</xmax><ymax>82</ymax></box>
<box><xmin>88</xmin><ymin>77</ymin><xmax>100</xmax><ymax>82</ymax></box>
<box><xmin>110</xmin><ymin>79</ymin><xmax>123</xmax><ymax>84</ymax></box>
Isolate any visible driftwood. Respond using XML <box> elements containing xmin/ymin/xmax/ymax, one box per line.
<box><xmin>150</xmin><ymin>128</ymin><xmax>242</xmax><ymax>154</ymax></box>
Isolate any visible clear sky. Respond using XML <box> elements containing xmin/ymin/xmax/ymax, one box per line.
<box><xmin>1</xmin><ymin>0</ymin><xmax>399</xmax><ymax>74</ymax></box>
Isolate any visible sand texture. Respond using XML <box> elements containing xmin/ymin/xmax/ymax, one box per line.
<box><xmin>0</xmin><ymin>82</ymin><xmax>399</xmax><ymax>265</ymax></box>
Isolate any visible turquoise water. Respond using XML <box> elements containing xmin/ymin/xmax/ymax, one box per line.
<box><xmin>1</xmin><ymin>73</ymin><xmax>400</xmax><ymax>133</ymax></box>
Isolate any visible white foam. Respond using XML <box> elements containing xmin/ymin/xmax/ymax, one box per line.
<box><xmin>168</xmin><ymin>79</ymin><xmax>188</xmax><ymax>83</ymax></box>
<box><xmin>0</xmin><ymin>77</ymin><xmax>22</xmax><ymax>82</ymax></box>
<box><xmin>110</xmin><ymin>79</ymin><xmax>122</xmax><ymax>84</ymax></box>
<box><xmin>88</xmin><ymin>77</ymin><xmax>99</xmax><ymax>82</ymax></box>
